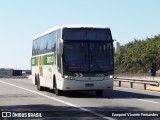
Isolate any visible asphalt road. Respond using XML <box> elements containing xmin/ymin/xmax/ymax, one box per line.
<box><xmin>0</xmin><ymin>78</ymin><xmax>160</xmax><ymax>120</ymax></box>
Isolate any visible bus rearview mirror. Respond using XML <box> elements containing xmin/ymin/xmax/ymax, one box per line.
<box><xmin>115</xmin><ymin>41</ymin><xmax>120</xmax><ymax>54</ymax></box>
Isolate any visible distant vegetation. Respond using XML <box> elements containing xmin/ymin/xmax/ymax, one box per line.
<box><xmin>114</xmin><ymin>34</ymin><xmax>160</xmax><ymax>73</ymax></box>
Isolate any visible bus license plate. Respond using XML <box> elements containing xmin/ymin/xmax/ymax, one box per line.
<box><xmin>85</xmin><ymin>83</ymin><xmax>94</xmax><ymax>87</ymax></box>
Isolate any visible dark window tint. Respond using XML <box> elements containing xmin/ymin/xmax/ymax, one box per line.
<box><xmin>62</xmin><ymin>28</ymin><xmax>112</xmax><ymax>41</ymax></box>
<box><xmin>63</xmin><ymin>42</ymin><xmax>89</xmax><ymax>72</ymax></box>
<box><xmin>63</xmin><ymin>41</ymin><xmax>114</xmax><ymax>72</ymax></box>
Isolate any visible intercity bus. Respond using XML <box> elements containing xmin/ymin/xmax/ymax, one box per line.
<box><xmin>31</xmin><ymin>25</ymin><xmax>117</xmax><ymax>96</ymax></box>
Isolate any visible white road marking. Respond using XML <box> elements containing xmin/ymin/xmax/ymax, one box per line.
<box><xmin>135</xmin><ymin>99</ymin><xmax>159</xmax><ymax>104</ymax></box>
<box><xmin>0</xmin><ymin>80</ymin><xmax>115</xmax><ymax>120</ymax></box>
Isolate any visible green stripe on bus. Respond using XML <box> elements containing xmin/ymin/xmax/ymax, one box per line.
<box><xmin>31</xmin><ymin>57</ymin><xmax>38</xmax><ymax>66</ymax></box>
<box><xmin>44</xmin><ymin>54</ymin><xmax>56</xmax><ymax>65</ymax></box>
<box><xmin>31</xmin><ymin>53</ymin><xmax>56</xmax><ymax>66</ymax></box>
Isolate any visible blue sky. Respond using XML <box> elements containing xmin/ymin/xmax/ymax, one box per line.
<box><xmin>0</xmin><ymin>0</ymin><xmax>160</xmax><ymax>69</ymax></box>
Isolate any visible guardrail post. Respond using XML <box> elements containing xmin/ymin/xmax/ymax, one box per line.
<box><xmin>144</xmin><ymin>83</ymin><xmax>146</xmax><ymax>90</ymax></box>
<box><xmin>131</xmin><ymin>82</ymin><xmax>133</xmax><ymax>88</ymax></box>
<box><xmin>119</xmin><ymin>81</ymin><xmax>121</xmax><ymax>87</ymax></box>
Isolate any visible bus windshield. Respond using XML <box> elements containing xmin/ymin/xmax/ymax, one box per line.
<box><xmin>63</xmin><ymin>41</ymin><xmax>114</xmax><ymax>72</ymax></box>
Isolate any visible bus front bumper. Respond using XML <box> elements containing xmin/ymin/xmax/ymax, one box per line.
<box><xmin>59</xmin><ymin>78</ymin><xmax>113</xmax><ymax>91</ymax></box>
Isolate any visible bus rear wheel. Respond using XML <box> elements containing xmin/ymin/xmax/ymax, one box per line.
<box><xmin>36</xmin><ymin>75</ymin><xmax>43</xmax><ymax>91</ymax></box>
<box><xmin>95</xmin><ymin>90</ymin><xmax>103</xmax><ymax>97</ymax></box>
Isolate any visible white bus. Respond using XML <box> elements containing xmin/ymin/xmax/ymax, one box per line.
<box><xmin>31</xmin><ymin>25</ymin><xmax>115</xmax><ymax>96</ymax></box>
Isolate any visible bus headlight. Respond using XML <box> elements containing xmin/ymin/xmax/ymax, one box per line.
<box><xmin>63</xmin><ymin>75</ymin><xmax>69</xmax><ymax>79</ymax></box>
<box><xmin>104</xmin><ymin>75</ymin><xmax>114</xmax><ymax>80</ymax></box>
<box><xmin>109</xmin><ymin>75</ymin><xmax>114</xmax><ymax>79</ymax></box>
<box><xmin>63</xmin><ymin>75</ymin><xmax>75</xmax><ymax>80</ymax></box>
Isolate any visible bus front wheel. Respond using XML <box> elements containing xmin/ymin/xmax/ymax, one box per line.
<box><xmin>55</xmin><ymin>88</ymin><xmax>61</xmax><ymax>96</ymax></box>
<box><xmin>53</xmin><ymin>76</ymin><xmax>61</xmax><ymax>96</ymax></box>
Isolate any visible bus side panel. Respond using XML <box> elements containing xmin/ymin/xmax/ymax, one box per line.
<box><xmin>43</xmin><ymin>65</ymin><xmax>56</xmax><ymax>89</ymax></box>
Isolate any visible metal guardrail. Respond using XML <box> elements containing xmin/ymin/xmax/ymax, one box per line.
<box><xmin>114</xmin><ymin>77</ymin><xmax>160</xmax><ymax>90</ymax></box>
<box><xmin>115</xmin><ymin>73</ymin><xmax>160</xmax><ymax>79</ymax></box>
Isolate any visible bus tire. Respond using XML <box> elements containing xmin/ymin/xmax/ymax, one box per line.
<box><xmin>35</xmin><ymin>74</ymin><xmax>37</xmax><ymax>85</ymax></box>
<box><xmin>52</xmin><ymin>75</ymin><xmax>56</xmax><ymax>93</ymax></box>
<box><xmin>54</xmin><ymin>76</ymin><xmax>61</xmax><ymax>96</ymax></box>
<box><xmin>37</xmin><ymin>75</ymin><xmax>43</xmax><ymax>91</ymax></box>
<box><xmin>95</xmin><ymin>90</ymin><xmax>103</xmax><ymax>97</ymax></box>
<box><xmin>55</xmin><ymin>88</ymin><xmax>61</xmax><ymax>96</ymax></box>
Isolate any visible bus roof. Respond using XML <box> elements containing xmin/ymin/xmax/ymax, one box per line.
<box><xmin>33</xmin><ymin>24</ymin><xmax>109</xmax><ymax>40</ymax></box>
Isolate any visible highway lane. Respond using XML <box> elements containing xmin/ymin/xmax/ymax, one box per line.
<box><xmin>0</xmin><ymin>78</ymin><xmax>160</xmax><ymax>120</ymax></box>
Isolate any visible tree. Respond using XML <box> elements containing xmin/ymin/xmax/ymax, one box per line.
<box><xmin>115</xmin><ymin>34</ymin><xmax>160</xmax><ymax>73</ymax></box>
